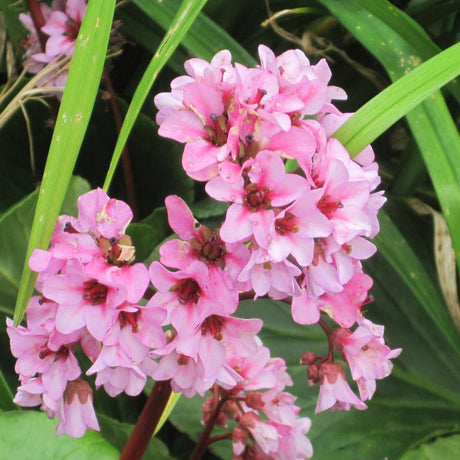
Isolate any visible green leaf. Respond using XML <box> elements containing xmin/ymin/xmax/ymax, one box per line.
<box><xmin>98</xmin><ymin>414</ymin><xmax>172</xmax><ymax>459</ymax></box>
<box><xmin>13</xmin><ymin>1</ymin><xmax>116</xmax><ymax>325</ymax></box>
<box><xmin>0</xmin><ymin>369</ymin><xmax>14</xmax><ymax>411</ymax></box>
<box><xmin>332</xmin><ymin>42</ymin><xmax>460</xmax><ymax>156</ymax></box>
<box><xmin>319</xmin><ymin>0</ymin><xmax>460</xmax><ymax>284</ymax></box>
<box><xmin>0</xmin><ymin>411</ymin><xmax>118</xmax><ymax>459</ymax></box>
<box><xmin>375</xmin><ymin>211</ymin><xmax>460</xmax><ymax>360</ymax></box>
<box><xmin>0</xmin><ymin>177</ymin><xmax>90</xmax><ymax>317</ymax></box>
<box><xmin>133</xmin><ymin>0</ymin><xmax>254</xmax><ymax>65</ymax></box>
<box><xmin>400</xmin><ymin>433</ymin><xmax>460</xmax><ymax>460</ymax></box>
<box><xmin>103</xmin><ymin>0</ymin><xmax>208</xmax><ymax>192</ymax></box>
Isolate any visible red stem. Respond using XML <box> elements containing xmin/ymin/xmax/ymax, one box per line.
<box><xmin>25</xmin><ymin>0</ymin><xmax>48</xmax><ymax>51</ymax></box>
<box><xmin>120</xmin><ymin>380</ymin><xmax>172</xmax><ymax>460</ymax></box>
<box><xmin>102</xmin><ymin>68</ymin><xmax>139</xmax><ymax>221</ymax></box>
<box><xmin>189</xmin><ymin>392</ymin><xmax>227</xmax><ymax>460</ymax></box>
<box><xmin>318</xmin><ymin>318</ymin><xmax>335</xmax><ymax>361</ymax></box>
<box><xmin>207</xmin><ymin>432</ymin><xmax>233</xmax><ymax>445</ymax></box>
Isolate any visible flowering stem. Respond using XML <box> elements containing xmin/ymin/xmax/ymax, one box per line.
<box><xmin>120</xmin><ymin>380</ymin><xmax>172</xmax><ymax>460</ymax></box>
<box><xmin>207</xmin><ymin>432</ymin><xmax>233</xmax><ymax>445</ymax></box>
<box><xmin>25</xmin><ymin>0</ymin><xmax>48</xmax><ymax>51</ymax></box>
<box><xmin>189</xmin><ymin>392</ymin><xmax>227</xmax><ymax>460</ymax></box>
<box><xmin>102</xmin><ymin>68</ymin><xmax>139</xmax><ymax>221</ymax></box>
<box><xmin>319</xmin><ymin>318</ymin><xmax>335</xmax><ymax>361</ymax></box>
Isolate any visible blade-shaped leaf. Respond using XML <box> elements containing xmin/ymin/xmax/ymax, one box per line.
<box><xmin>103</xmin><ymin>0</ymin><xmax>208</xmax><ymax>191</ymax></box>
<box><xmin>319</xmin><ymin>0</ymin><xmax>460</xmax><ymax>286</ymax></box>
<box><xmin>133</xmin><ymin>0</ymin><xmax>254</xmax><ymax>65</ymax></box>
<box><xmin>13</xmin><ymin>0</ymin><xmax>116</xmax><ymax>325</ymax></box>
<box><xmin>332</xmin><ymin>42</ymin><xmax>460</xmax><ymax>156</ymax></box>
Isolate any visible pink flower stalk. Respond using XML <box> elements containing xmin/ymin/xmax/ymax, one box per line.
<box><xmin>8</xmin><ymin>189</ymin><xmax>167</xmax><ymax>438</ymax></box>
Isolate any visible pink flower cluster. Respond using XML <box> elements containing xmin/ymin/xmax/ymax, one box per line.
<box><xmin>7</xmin><ymin>189</ymin><xmax>164</xmax><ymax>437</ymax></box>
<box><xmin>8</xmin><ymin>44</ymin><xmax>402</xmax><ymax>457</ymax></box>
<box><xmin>20</xmin><ymin>0</ymin><xmax>87</xmax><ymax>87</ymax></box>
<box><xmin>203</xmin><ymin>345</ymin><xmax>312</xmax><ymax>459</ymax></box>
<box><xmin>155</xmin><ymin>45</ymin><xmax>401</xmax><ymax>415</ymax></box>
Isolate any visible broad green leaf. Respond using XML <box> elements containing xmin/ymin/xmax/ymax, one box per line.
<box><xmin>98</xmin><ymin>414</ymin><xmax>172</xmax><ymax>459</ymax></box>
<box><xmin>133</xmin><ymin>0</ymin><xmax>254</xmax><ymax>65</ymax></box>
<box><xmin>14</xmin><ymin>0</ymin><xmax>116</xmax><ymax>325</ymax></box>
<box><xmin>103</xmin><ymin>0</ymin><xmax>208</xmax><ymax>191</ymax></box>
<box><xmin>0</xmin><ymin>177</ymin><xmax>90</xmax><ymax>317</ymax></box>
<box><xmin>400</xmin><ymin>433</ymin><xmax>460</xmax><ymax>460</ymax></box>
<box><xmin>0</xmin><ymin>411</ymin><xmax>118</xmax><ymax>459</ymax></box>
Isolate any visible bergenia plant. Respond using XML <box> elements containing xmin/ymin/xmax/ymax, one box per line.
<box><xmin>1</xmin><ymin>0</ymin><xmax>459</xmax><ymax>459</ymax></box>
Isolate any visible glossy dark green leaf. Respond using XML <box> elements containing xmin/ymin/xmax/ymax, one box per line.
<box><xmin>400</xmin><ymin>433</ymin><xmax>460</xmax><ymax>460</ymax></box>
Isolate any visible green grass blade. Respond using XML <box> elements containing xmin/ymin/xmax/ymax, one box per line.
<box><xmin>321</xmin><ymin>0</ymin><xmax>460</xmax><ymax>275</ymax></box>
<box><xmin>376</xmin><ymin>211</ymin><xmax>460</xmax><ymax>357</ymax></box>
<box><xmin>0</xmin><ymin>369</ymin><xmax>15</xmax><ymax>410</ymax></box>
<box><xmin>103</xmin><ymin>0</ymin><xmax>208</xmax><ymax>191</ymax></box>
<box><xmin>133</xmin><ymin>0</ymin><xmax>254</xmax><ymax>65</ymax></box>
<box><xmin>13</xmin><ymin>0</ymin><xmax>116</xmax><ymax>325</ymax></box>
<box><xmin>333</xmin><ymin>42</ymin><xmax>460</xmax><ymax>155</ymax></box>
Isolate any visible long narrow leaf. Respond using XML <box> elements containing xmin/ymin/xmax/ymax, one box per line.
<box><xmin>13</xmin><ymin>0</ymin><xmax>116</xmax><ymax>325</ymax></box>
<box><xmin>321</xmin><ymin>0</ymin><xmax>460</xmax><ymax>283</ymax></box>
<box><xmin>333</xmin><ymin>42</ymin><xmax>460</xmax><ymax>155</ymax></box>
<box><xmin>103</xmin><ymin>0</ymin><xmax>208</xmax><ymax>191</ymax></box>
<box><xmin>133</xmin><ymin>0</ymin><xmax>254</xmax><ymax>65</ymax></box>
<box><xmin>0</xmin><ymin>369</ymin><xmax>15</xmax><ymax>410</ymax></box>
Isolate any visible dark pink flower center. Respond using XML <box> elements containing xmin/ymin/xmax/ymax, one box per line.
<box><xmin>274</xmin><ymin>212</ymin><xmax>299</xmax><ymax>235</ymax></box>
<box><xmin>120</xmin><ymin>311</ymin><xmax>139</xmax><ymax>333</ymax></box>
<box><xmin>201</xmin><ymin>315</ymin><xmax>224</xmax><ymax>340</ymax></box>
<box><xmin>317</xmin><ymin>194</ymin><xmax>343</xmax><ymax>219</ymax></box>
<box><xmin>174</xmin><ymin>278</ymin><xmax>201</xmax><ymax>304</ymax></box>
<box><xmin>243</xmin><ymin>183</ymin><xmax>271</xmax><ymax>211</ymax></box>
<box><xmin>83</xmin><ymin>279</ymin><xmax>108</xmax><ymax>305</ymax></box>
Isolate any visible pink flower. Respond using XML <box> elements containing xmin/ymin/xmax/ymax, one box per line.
<box><xmin>160</xmin><ymin>195</ymin><xmax>249</xmax><ymax>290</ymax></box>
<box><xmin>315</xmin><ymin>362</ymin><xmax>367</xmax><ymax>413</ymax></box>
<box><xmin>148</xmin><ymin>260</ymin><xmax>237</xmax><ymax>335</ymax></box>
<box><xmin>56</xmin><ymin>379</ymin><xmax>99</xmax><ymax>438</ymax></box>
<box><xmin>334</xmin><ymin>319</ymin><xmax>402</xmax><ymax>400</ymax></box>
<box><xmin>41</xmin><ymin>0</ymin><xmax>87</xmax><ymax>58</ymax></box>
<box><xmin>206</xmin><ymin>150</ymin><xmax>308</xmax><ymax>246</ymax></box>
<box><xmin>41</xmin><ymin>259</ymin><xmax>129</xmax><ymax>341</ymax></box>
